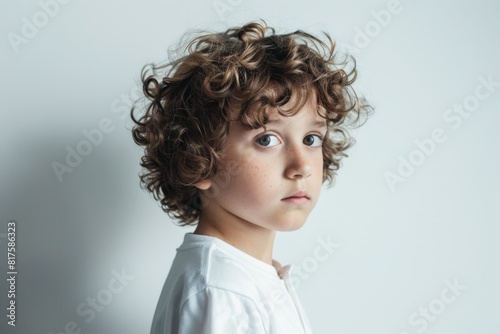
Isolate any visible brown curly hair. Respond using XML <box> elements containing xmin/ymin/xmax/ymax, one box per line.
<box><xmin>131</xmin><ymin>21</ymin><xmax>372</xmax><ymax>226</ymax></box>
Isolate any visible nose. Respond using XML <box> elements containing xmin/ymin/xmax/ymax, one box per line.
<box><xmin>284</xmin><ymin>144</ymin><xmax>313</xmax><ymax>179</ymax></box>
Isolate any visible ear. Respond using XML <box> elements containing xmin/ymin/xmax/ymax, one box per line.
<box><xmin>194</xmin><ymin>179</ymin><xmax>212</xmax><ymax>190</ymax></box>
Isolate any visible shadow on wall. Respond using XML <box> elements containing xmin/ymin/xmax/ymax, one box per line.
<box><xmin>0</xmin><ymin>128</ymin><xmax>140</xmax><ymax>334</ymax></box>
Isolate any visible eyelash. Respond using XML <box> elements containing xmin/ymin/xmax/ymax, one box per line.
<box><xmin>255</xmin><ymin>134</ymin><xmax>324</xmax><ymax>147</ymax></box>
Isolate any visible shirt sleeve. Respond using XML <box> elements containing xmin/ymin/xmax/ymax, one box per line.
<box><xmin>178</xmin><ymin>286</ymin><xmax>267</xmax><ymax>334</ymax></box>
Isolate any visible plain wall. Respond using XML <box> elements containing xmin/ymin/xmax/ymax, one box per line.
<box><xmin>1</xmin><ymin>0</ymin><xmax>499</xmax><ymax>333</ymax></box>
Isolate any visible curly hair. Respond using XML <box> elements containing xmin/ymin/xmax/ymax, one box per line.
<box><xmin>131</xmin><ymin>21</ymin><xmax>372</xmax><ymax>226</ymax></box>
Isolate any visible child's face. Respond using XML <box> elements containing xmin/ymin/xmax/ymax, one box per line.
<box><xmin>199</xmin><ymin>93</ymin><xmax>327</xmax><ymax>232</ymax></box>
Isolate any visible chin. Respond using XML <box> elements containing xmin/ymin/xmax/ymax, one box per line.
<box><xmin>275</xmin><ymin>220</ymin><xmax>307</xmax><ymax>232</ymax></box>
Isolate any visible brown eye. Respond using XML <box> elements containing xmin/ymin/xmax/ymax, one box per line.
<box><xmin>303</xmin><ymin>135</ymin><xmax>322</xmax><ymax>147</ymax></box>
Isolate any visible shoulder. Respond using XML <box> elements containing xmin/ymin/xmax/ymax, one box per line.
<box><xmin>151</xmin><ymin>235</ymin><xmax>273</xmax><ymax>333</ymax></box>
<box><xmin>174</xmin><ymin>235</ymin><xmax>269</xmax><ymax>297</ymax></box>
<box><xmin>199</xmin><ymin>244</ymin><xmax>266</xmax><ymax>296</ymax></box>
<box><xmin>174</xmin><ymin>242</ymin><xmax>268</xmax><ymax>333</ymax></box>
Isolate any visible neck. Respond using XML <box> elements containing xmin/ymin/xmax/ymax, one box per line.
<box><xmin>194</xmin><ymin>210</ymin><xmax>276</xmax><ymax>265</ymax></box>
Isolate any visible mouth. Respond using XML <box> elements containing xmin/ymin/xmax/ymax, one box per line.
<box><xmin>281</xmin><ymin>190</ymin><xmax>311</xmax><ymax>205</ymax></box>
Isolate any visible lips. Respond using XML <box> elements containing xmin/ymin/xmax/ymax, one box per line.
<box><xmin>282</xmin><ymin>190</ymin><xmax>310</xmax><ymax>200</ymax></box>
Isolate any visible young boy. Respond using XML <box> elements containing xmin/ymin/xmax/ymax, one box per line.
<box><xmin>131</xmin><ymin>21</ymin><xmax>371</xmax><ymax>334</ymax></box>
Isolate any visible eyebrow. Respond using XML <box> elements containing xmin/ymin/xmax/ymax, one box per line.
<box><xmin>312</xmin><ymin>119</ymin><xmax>328</xmax><ymax>128</ymax></box>
<box><xmin>266</xmin><ymin>118</ymin><xmax>327</xmax><ymax>128</ymax></box>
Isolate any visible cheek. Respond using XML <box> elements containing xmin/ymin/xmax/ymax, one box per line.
<box><xmin>316</xmin><ymin>159</ymin><xmax>324</xmax><ymax>176</ymax></box>
<box><xmin>311</xmin><ymin>156</ymin><xmax>325</xmax><ymax>188</ymax></box>
<box><xmin>228</xmin><ymin>162</ymin><xmax>276</xmax><ymax>201</ymax></box>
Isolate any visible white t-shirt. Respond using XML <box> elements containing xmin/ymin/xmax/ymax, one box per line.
<box><xmin>150</xmin><ymin>233</ymin><xmax>313</xmax><ymax>334</ymax></box>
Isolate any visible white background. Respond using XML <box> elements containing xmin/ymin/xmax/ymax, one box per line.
<box><xmin>1</xmin><ymin>0</ymin><xmax>499</xmax><ymax>333</ymax></box>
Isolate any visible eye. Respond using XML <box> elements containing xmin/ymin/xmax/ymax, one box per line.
<box><xmin>256</xmin><ymin>134</ymin><xmax>280</xmax><ymax>147</ymax></box>
<box><xmin>303</xmin><ymin>134</ymin><xmax>323</xmax><ymax>147</ymax></box>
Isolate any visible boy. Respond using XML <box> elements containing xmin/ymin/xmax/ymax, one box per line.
<box><xmin>131</xmin><ymin>21</ymin><xmax>371</xmax><ymax>334</ymax></box>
